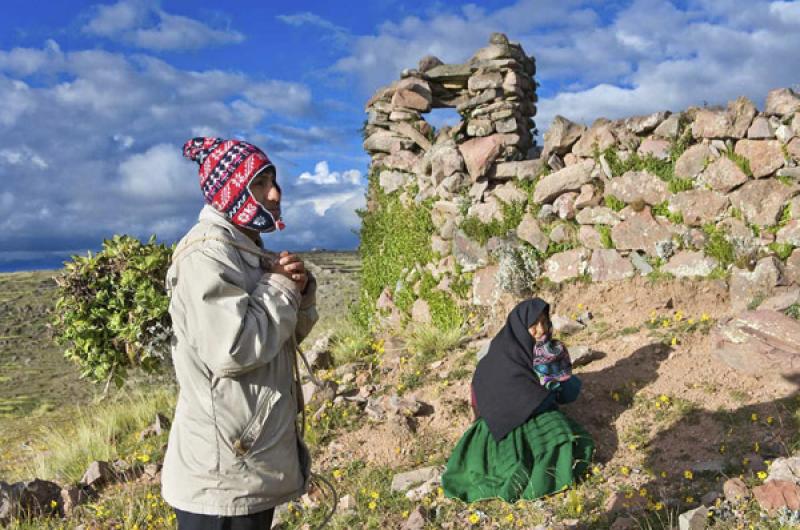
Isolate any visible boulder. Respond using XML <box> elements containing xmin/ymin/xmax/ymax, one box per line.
<box><xmin>364</xmin><ymin>131</ymin><xmax>413</xmax><ymax>153</ymax></box>
<box><xmin>516</xmin><ymin>214</ymin><xmax>550</xmax><ymax>253</ymax></box>
<box><xmin>712</xmin><ymin>309</ymin><xmax>800</xmax><ymax>376</ymax></box>
<box><xmin>551</xmin><ymin>314</ymin><xmax>585</xmax><ymax>335</ymax></box>
<box><xmin>391</xmin><ymin>466</ymin><xmax>443</xmax><ymax>493</ymax></box>
<box><xmin>549</xmin><ymin>223</ymin><xmax>573</xmax><ymax>244</ymax></box>
<box><xmin>572</xmin><ymin>118</ymin><xmax>616</xmax><ymax>157</ymax></box>
<box><xmin>575</xmin><ymin>183</ymin><xmax>599</xmax><ymax>208</ymax></box>
<box><xmin>466</xmin><ymin>119</ymin><xmax>494</xmax><ymax>137</ymax></box>
<box><xmin>391</xmin><ymin>78</ymin><xmax>432</xmax><ymax>112</ymax></box>
<box><xmin>459</xmin><ymin>135</ymin><xmax>504</xmax><ymax>181</ymax></box>
<box><xmin>734</xmin><ymin>139</ymin><xmax>784</xmax><ymax>178</ymax></box>
<box><xmin>472</xmin><ymin>265</ymin><xmax>500</xmax><ymax>306</ymax></box>
<box><xmin>417</xmin><ymin>55</ymin><xmax>443</xmax><ymax>72</ymax></box>
<box><xmin>789</xmin><ymin>137</ymin><xmax>800</xmax><ymax>160</ymax></box>
<box><xmin>452</xmin><ymin>230</ymin><xmax>488</xmax><ymax>272</ymax></box>
<box><xmin>579</xmin><ymin>225</ymin><xmax>605</xmax><ymax>250</ymax></box>
<box><xmin>411</xmin><ymin>299</ymin><xmax>432</xmax><ymax>324</ymax></box>
<box><xmin>491</xmin><ymin>181</ymin><xmax>527</xmax><ymax>205</ymax></box>
<box><xmin>626</xmin><ymin>111</ymin><xmax>670</xmax><ymax>135</ymax></box>
<box><xmin>786</xmin><ymin>249</ymin><xmax>800</xmax><ymax>284</ymax></box>
<box><xmin>533</xmin><ymin>160</ymin><xmax>596</xmax><ymax>203</ymax></box>
<box><xmin>698</xmin><ymin>156</ymin><xmax>748</xmax><ymax>193</ymax></box>
<box><xmin>611</xmin><ymin>209</ymin><xmax>673</xmax><ymax>256</ymax></box>
<box><xmin>678</xmin><ymin>506</ymin><xmax>709</xmax><ymax>530</ymax></box>
<box><xmin>747</xmin><ymin>116</ymin><xmax>775</xmax><ymax>139</ymax></box>
<box><xmin>81</xmin><ymin>461</ymin><xmax>116</xmax><ymax>489</ymax></box>
<box><xmin>393</xmin><ymin>122</ymin><xmax>432</xmax><ymax>151</ymax></box>
<box><xmin>753</xmin><ymin>480</ymin><xmax>800</xmax><ymax>514</ymax></box>
<box><xmin>426</xmin><ymin>141</ymin><xmax>464</xmax><ymax>183</ymax></box>
<box><xmin>723</xmin><ymin>478</ymin><xmax>750</xmax><ymax>502</ymax></box>
<box><xmin>637</xmin><ymin>138</ymin><xmax>671</xmax><ymax>160</ymax></box>
<box><xmin>588</xmin><ymin>249</ymin><xmax>634</xmax><ymax>282</ymax></box>
<box><xmin>729</xmin><ymin>179</ymin><xmax>799</xmax><ymax>226</ymax></box>
<box><xmin>661</xmin><ymin>251</ymin><xmax>718</xmax><ymax>277</ymax></box>
<box><xmin>468</xmin><ymin>71</ymin><xmax>503</xmax><ymax>91</ymax></box>
<box><xmin>543</xmin><ymin>249</ymin><xmax>589</xmax><ymax>283</ymax></box>
<box><xmin>729</xmin><ymin>257</ymin><xmax>785</xmax><ymax>312</ymax></box>
<box><xmin>493</xmin><ymin>159</ymin><xmax>545</xmax><ymax>180</ymax></box>
<box><xmin>553</xmin><ymin>192</ymin><xmax>578</xmax><ymax>220</ymax></box>
<box><xmin>729</xmin><ymin>96</ymin><xmax>759</xmax><ymax>138</ymax></box>
<box><xmin>759</xmin><ymin>287</ymin><xmax>800</xmax><ymax>312</ymax></box>
<box><xmin>668</xmin><ymin>190</ymin><xmax>729</xmax><ymax>226</ymax></box>
<box><xmin>777</xmin><ymin>220</ymin><xmax>800</xmax><ymax>246</ymax></box>
<box><xmin>379</xmin><ymin>170</ymin><xmax>409</xmax><ymax>194</ymax></box>
<box><xmin>607</xmin><ymin>170</ymin><xmax>669</xmax><ymax>206</ymax></box>
<box><xmin>542</xmin><ymin>115</ymin><xmax>586</xmax><ymax>160</ymax></box>
<box><xmin>467</xmin><ymin>197</ymin><xmax>502</xmax><ymax>223</ymax></box>
<box><xmin>674</xmin><ymin>143</ymin><xmax>713</xmax><ymax>179</ymax></box>
<box><xmin>765</xmin><ymin>88</ymin><xmax>800</xmax><ymax>116</ymax></box>
<box><xmin>692</xmin><ymin>108</ymin><xmax>734</xmax><ymax>139</ymax></box>
<box><xmin>0</xmin><ymin>479</ymin><xmax>61</xmax><ymax>524</ymax></box>
<box><xmin>767</xmin><ymin>456</ymin><xmax>800</xmax><ymax>484</ymax></box>
<box><xmin>653</xmin><ymin>113</ymin><xmax>682</xmax><ymax>139</ymax></box>
<box><xmin>576</xmin><ymin>206</ymin><xmax>621</xmax><ymax>226</ymax></box>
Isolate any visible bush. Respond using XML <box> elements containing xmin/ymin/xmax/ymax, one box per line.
<box><xmin>53</xmin><ymin>235</ymin><xmax>173</xmax><ymax>385</ymax></box>
<box><xmin>357</xmin><ymin>169</ymin><xmax>435</xmax><ymax>327</ymax></box>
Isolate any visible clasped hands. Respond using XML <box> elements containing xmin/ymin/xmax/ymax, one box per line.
<box><xmin>270</xmin><ymin>251</ymin><xmax>308</xmax><ymax>292</ymax></box>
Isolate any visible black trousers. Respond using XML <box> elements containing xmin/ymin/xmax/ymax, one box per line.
<box><xmin>175</xmin><ymin>508</ymin><xmax>275</xmax><ymax>530</ymax></box>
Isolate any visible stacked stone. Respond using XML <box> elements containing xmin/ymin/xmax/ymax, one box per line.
<box><xmin>460</xmin><ymin>32</ymin><xmax>537</xmax><ymax>162</ymax></box>
<box><xmin>510</xmin><ymin>87</ymin><xmax>800</xmax><ymax>312</ymax></box>
<box><xmin>361</xmin><ymin>33</ymin><xmax>538</xmax><ymax>209</ymax></box>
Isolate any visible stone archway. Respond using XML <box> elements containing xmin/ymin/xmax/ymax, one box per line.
<box><xmin>362</xmin><ymin>32</ymin><xmax>538</xmax><ymax>203</ymax></box>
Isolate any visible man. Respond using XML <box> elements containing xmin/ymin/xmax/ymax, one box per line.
<box><xmin>162</xmin><ymin>137</ymin><xmax>318</xmax><ymax>529</ymax></box>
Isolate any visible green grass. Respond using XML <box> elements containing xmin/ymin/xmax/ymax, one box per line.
<box><xmin>329</xmin><ymin>316</ymin><xmax>374</xmax><ymax>365</ymax></box>
<box><xmin>26</xmin><ymin>386</ymin><xmax>175</xmax><ymax>484</ymax></box>
<box><xmin>604</xmin><ymin>194</ymin><xmax>626</xmax><ymax>212</ymax></box>
<box><xmin>597</xmin><ymin>225</ymin><xmax>614</xmax><ymax>249</ymax></box>
<box><xmin>458</xmin><ymin>200</ymin><xmax>526</xmax><ymax>246</ymax></box>
<box><xmin>702</xmin><ymin>222</ymin><xmax>735</xmax><ymax>269</ymax></box>
<box><xmin>406</xmin><ymin>324</ymin><xmax>464</xmax><ymax>361</ymax></box>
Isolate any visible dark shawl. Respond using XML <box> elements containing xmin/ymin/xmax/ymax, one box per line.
<box><xmin>472</xmin><ymin>298</ymin><xmax>551</xmax><ymax>442</ymax></box>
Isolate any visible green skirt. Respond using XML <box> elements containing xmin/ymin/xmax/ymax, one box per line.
<box><xmin>441</xmin><ymin>410</ymin><xmax>594</xmax><ymax>503</ymax></box>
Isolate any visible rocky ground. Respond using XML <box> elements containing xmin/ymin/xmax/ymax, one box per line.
<box><xmin>3</xmin><ymin>257</ymin><xmax>800</xmax><ymax>529</ymax></box>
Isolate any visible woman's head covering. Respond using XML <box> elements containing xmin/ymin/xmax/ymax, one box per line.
<box><xmin>472</xmin><ymin>297</ymin><xmax>551</xmax><ymax>441</ymax></box>
<box><xmin>182</xmin><ymin>137</ymin><xmax>283</xmax><ymax>232</ymax></box>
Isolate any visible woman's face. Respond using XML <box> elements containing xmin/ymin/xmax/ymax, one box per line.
<box><xmin>528</xmin><ymin>313</ymin><xmax>549</xmax><ymax>340</ymax></box>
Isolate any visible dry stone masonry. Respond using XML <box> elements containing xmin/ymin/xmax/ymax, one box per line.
<box><xmin>362</xmin><ymin>35</ymin><xmax>800</xmax><ymax>325</ymax></box>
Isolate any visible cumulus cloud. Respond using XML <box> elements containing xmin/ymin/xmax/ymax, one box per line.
<box><xmin>83</xmin><ymin>0</ymin><xmax>244</xmax><ymax>51</ymax></box>
<box><xmin>119</xmin><ymin>143</ymin><xmax>197</xmax><ymax>200</ymax></box>
<box><xmin>297</xmin><ymin>161</ymin><xmax>362</xmax><ymax>186</ymax></box>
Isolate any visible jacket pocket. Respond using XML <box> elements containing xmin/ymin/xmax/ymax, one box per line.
<box><xmin>232</xmin><ymin>385</ymin><xmax>282</xmax><ymax>458</ymax></box>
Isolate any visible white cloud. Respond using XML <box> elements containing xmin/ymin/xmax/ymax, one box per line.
<box><xmin>119</xmin><ymin>143</ymin><xmax>197</xmax><ymax>200</ymax></box>
<box><xmin>0</xmin><ymin>147</ymin><xmax>48</xmax><ymax>169</ymax></box>
<box><xmin>276</xmin><ymin>11</ymin><xmax>350</xmax><ymax>44</ymax></box>
<box><xmin>770</xmin><ymin>1</ymin><xmax>800</xmax><ymax>25</ymax></box>
<box><xmin>291</xmin><ymin>191</ymin><xmax>362</xmax><ymax>216</ymax></box>
<box><xmin>297</xmin><ymin>161</ymin><xmax>362</xmax><ymax>186</ymax></box>
<box><xmin>83</xmin><ymin>0</ymin><xmax>244</xmax><ymax>51</ymax></box>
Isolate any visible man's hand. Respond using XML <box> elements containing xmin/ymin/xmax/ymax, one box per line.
<box><xmin>270</xmin><ymin>251</ymin><xmax>308</xmax><ymax>291</ymax></box>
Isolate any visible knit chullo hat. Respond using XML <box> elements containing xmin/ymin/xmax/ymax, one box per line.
<box><xmin>183</xmin><ymin>137</ymin><xmax>283</xmax><ymax>232</ymax></box>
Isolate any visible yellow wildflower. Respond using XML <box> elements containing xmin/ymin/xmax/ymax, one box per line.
<box><xmin>654</xmin><ymin>501</ymin><xmax>664</xmax><ymax>511</ymax></box>
<box><xmin>685</xmin><ymin>496</ymin><xmax>694</xmax><ymax>503</ymax></box>
<box><xmin>628</xmin><ymin>443</ymin><xmax>637</xmax><ymax>450</ymax></box>
<box><xmin>751</xmin><ymin>413</ymin><xmax>758</xmax><ymax>422</ymax></box>
<box><xmin>505</xmin><ymin>513</ymin><xmax>515</xmax><ymax>523</ymax></box>
<box><xmin>368</xmin><ymin>500</ymin><xmax>377</xmax><ymax>510</ymax></box>
<box><xmin>136</xmin><ymin>454</ymin><xmax>150</xmax><ymax>463</ymax></box>
<box><xmin>437</xmin><ymin>487</ymin><xmax>444</xmax><ymax>497</ymax></box>
<box><xmin>683</xmin><ymin>470</ymin><xmax>693</xmax><ymax>480</ymax></box>
<box><xmin>674</xmin><ymin>311</ymin><xmax>683</xmax><ymax>321</ymax></box>
<box><xmin>612</xmin><ymin>392</ymin><xmax>620</xmax><ymax>402</ymax></box>
<box><xmin>402</xmin><ymin>510</ymin><xmax>409</xmax><ymax>518</ymax></box>
<box><xmin>660</xmin><ymin>471</ymin><xmax>667</xmax><ymax>478</ymax></box>
<box><xmin>742</xmin><ymin>457</ymin><xmax>750</xmax><ymax>466</ymax></box>
<box><xmin>620</xmin><ymin>466</ymin><xmax>630</xmax><ymax>476</ymax></box>
<box><xmin>639</xmin><ymin>487</ymin><xmax>648</xmax><ymax>497</ymax></box>
<box><xmin>757</xmin><ymin>471</ymin><xmax>768</xmax><ymax>481</ymax></box>
<box><xmin>659</xmin><ymin>394</ymin><xmax>670</xmax><ymax>403</ymax></box>
<box><xmin>468</xmin><ymin>512</ymin><xmax>481</xmax><ymax>524</ymax></box>
<box><xmin>767</xmin><ymin>416</ymin><xmax>774</xmax><ymax>425</ymax></box>
<box><xmin>701</xmin><ymin>313</ymin><xmax>710</xmax><ymax>322</ymax></box>
<box><xmin>670</xmin><ymin>336</ymin><xmax>678</xmax><ymax>346</ymax></box>
<box><xmin>719</xmin><ymin>444</ymin><xmax>726</xmax><ymax>454</ymax></box>
<box><xmin>592</xmin><ymin>465</ymin><xmax>601</xmax><ymax>475</ymax></box>
<box><xmin>687</xmin><ymin>318</ymin><xmax>695</xmax><ymax>325</ymax></box>
<box><xmin>332</xmin><ymin>469</ymin><xmax>342</xmax><ymax>480</ymax></box>
<box><xmin>370</xmin><ymin>491</ymin><xmax>379</xmax><ymax>499</ymax></box>
<box><xmin>662</xmin><ymin>319</ymin><xmax>671</xmax><ymax>328</ymax></box>
<box><xmin>50</xmin><ymin>500</ymin><xmax>58</xmax><ymax>508</ymax></box>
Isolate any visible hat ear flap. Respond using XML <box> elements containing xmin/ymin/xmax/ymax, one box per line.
<box><xmin>183</xmin><ymin>137</ymin><xmax>222</xmax><ymax>164</ymax></box>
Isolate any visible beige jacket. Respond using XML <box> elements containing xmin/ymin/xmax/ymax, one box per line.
<box><xmin>161</xmin><ymin>205</ymin><xmax>317</xmax><ymax>516</ymax></box>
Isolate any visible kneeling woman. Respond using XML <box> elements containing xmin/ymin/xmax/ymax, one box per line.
<box><xmin>442</xmin><ymin>298</ymin><xmax>594</xmax><ymax>502</ymax></box>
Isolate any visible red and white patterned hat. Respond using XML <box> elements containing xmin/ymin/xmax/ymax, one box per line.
<box><xmin>183</xmin><ymin>137</ymin><xmax>283</xmax><ymax>232</ymax></box>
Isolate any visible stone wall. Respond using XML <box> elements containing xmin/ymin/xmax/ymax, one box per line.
<box><xmin>362</xmin><ymin>33</ymin><xmax>800</xmax><ymax>316</ymax></box>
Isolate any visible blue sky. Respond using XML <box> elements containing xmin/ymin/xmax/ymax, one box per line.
<box><xmin>1</xmin><ymin>0</ymin><xmax>799</xmax><ymax>271</ymax></box>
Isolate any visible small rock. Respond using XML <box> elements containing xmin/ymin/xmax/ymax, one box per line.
<box><xmin>390</xmin><ymin>466</ymin><xmax>443</xmax><ymax>493</ymax></box>
<box><xmin>81</xmin><ymin>461</ymin><xmax>116</xmax><ymax>489</ymax></box>
<box><xmin>402</xmin><ymin>506</ymin><xmax>428</xmax><ymax>530</ymax></box>
<box><xmin>570</xmin><ymin>345</ymin><xmax>604</xmax><ymax>367</ymax></box>
<box><xmin>766</xmin><ymin>456</ymin><xmax>800</xmax><ymax>484</ymax></box>
<box><xmin>753</xmin><ymin>479</ymin><xmax>800</xmax><ymax>514</ymax></box>
<box><xmin>552</xmin><ymin>315</ymin><xmax>585</xmax><ymax>335</ymax></box>
<box><xmin>61</xmin><ymin>485</ymin><xmax>91</xmax><ymax>516</ymax></box>
<box><xmin>339</xmin><ymin>494</ymin><xmax>356</xmax><ymax>514</ymax></box>
<box><xmin>678</xmin><ymin>505</ymin><xmax>708</xmax><ymax>530</ymax></box>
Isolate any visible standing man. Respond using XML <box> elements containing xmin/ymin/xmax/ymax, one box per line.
<box><xmin>162</xmin><ymin>137</ymin><xmax>318</xmax><ymax>529</ymax></box>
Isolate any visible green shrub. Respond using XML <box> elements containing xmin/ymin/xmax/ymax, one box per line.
<box><xmin>406</xmin><ymin>324</ymin><xmax>464</xmax><ymax>361</ymax></box>
<box><xmin>770</xmin><ymin>242</ymin><xmax>795</xmax><ymax>261</ymax></box>
<box><xmin>702</xmin><ymin>223</ymin><xmax>735</xmax><ymax>269</ymax></box>
<box><xmin>53</xmin><ymin>235</ymin><xmax>173</xmax><ymax>385</ymax></box>
<box><xmin>651</xmin><ymin>201</ymin><xmax>684</xmax><ymax>224</ymax></box>
<box><xmin>330</xmin><ymin>316</ymin><xmax>374</xmax><ymax>365</ymax></box>
<box><xmin>459</xmin><ymin>200</ymin><xmax>526</xmax><ymax>246</ymax></box>
<box><xmin>727</xmin><ymin>151</ymin><xmax>753</xmax><ymax>177</ymax></box>
<box><xmin>357</xmin><ymin>169</ymin><xmax>435</xmax><ymax>325</ymax></box>
<box><xmin>604</xmin><ymin>195</ymin><xmax>626</xmax><ymax>212</ymax></box>
<box><xmin>597</xmin><ymin>225</ymin><xmax>614</xmax><ymax>249</ymax></box>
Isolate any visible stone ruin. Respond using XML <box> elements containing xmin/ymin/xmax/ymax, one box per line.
<box><xmin>363</xmin><ymin>32</ymin><xmax>539</xmax><ymax>203</ymax></box>
<box><xmin>362</xmin><ymin>33</ymin><xmax>800</xmax><ymax>321</ymax></box>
